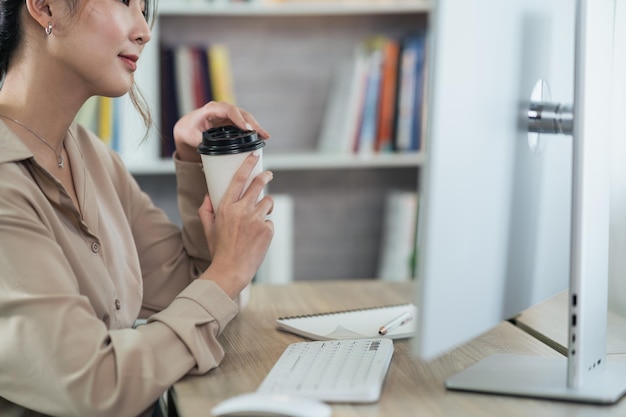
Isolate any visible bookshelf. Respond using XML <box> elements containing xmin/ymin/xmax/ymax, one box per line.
<box><xmin>126</xmin><ymin>0</ymin><xmax>430</xmax><ymax>281</ymax></box>
<box><xmin>126</xmin><ymin>151</ymin><xmax>424</xmax><ymax>175</ymax></box>
<box><xmin>158</xmin><ymin>1</ymin><xmax>430</xmax><ymax>16</ymax></box>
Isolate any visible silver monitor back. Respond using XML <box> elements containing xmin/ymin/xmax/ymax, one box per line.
<box><xmin>414</xmin><ymin>0</ymin><xmax>574</xmax><ymax>361</ymax></box>
<box><xmin>413</xmin><ymin>0</ymin><xmax>626</xmax><ymax>403</ymax></box>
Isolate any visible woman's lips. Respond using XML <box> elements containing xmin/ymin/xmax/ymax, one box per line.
<box><xmin>119</xmin><ymin>54</ymin><xmax>138</xmax><ymax>72</ymax></box>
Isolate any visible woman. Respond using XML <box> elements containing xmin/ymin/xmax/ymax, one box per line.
<box><xmin>0</xmin><ymin>0</ymin><xmax>274</xmax><ymax>416</ymax></box>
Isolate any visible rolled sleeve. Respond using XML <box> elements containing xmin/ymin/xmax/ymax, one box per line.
<box><xmin>173</xmin><ymin>152</ymin><xmax>208</xmax><ymax>198</ymax></box>
<box><xmin>147</xmin><ymin>280</ymin><xmax>238</xmax><ymax>374</ymax></box>
<box><xmin>173</xmin><ymin>152</ymin><xmax>212</xmax><ymax>268</ymax></box>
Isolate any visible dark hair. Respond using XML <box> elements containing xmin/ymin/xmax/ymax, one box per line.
<box><xmin>0</xmin><ymin>0</ymin><xmax>23</xmax><ymax>77</ymax></box>
<box><xmin>0</xmin><ymin>0</ymin><xmax>157</xmax><ymax>137</ymax></box>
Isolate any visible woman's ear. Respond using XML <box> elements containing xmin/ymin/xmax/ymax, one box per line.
<box><xmin>24</xmin><ymin>0</ymin><xmax>54</xmax><ymax>34</ymax></box>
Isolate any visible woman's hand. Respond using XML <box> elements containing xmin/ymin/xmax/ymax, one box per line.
<box><xmin>173</xmin><ymin>101</ymin><xmax>270</xmax><ymax>163</ymax></box>
<box><xmin>197</xmin><ymin>152</ymin><xmax>274</xmax><ymax>299</ymax></box>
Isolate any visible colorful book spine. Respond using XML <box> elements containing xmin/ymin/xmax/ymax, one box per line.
<box><xmin>159</xmin><ymin>46</ymin><xmax>179</xmax><ymax>157</ymax></box>
<box><xmin>394</xmin><ymin>32</ymin><xmax>427</xmax><ymax>152</ymax></box>
<box><xmin>375</xmin><ymin>38</ymin><xmax>400</xmax><ymax>153</ymax></box>
<box><xmin>98</xmin><ymin>96</ymin><xmax>114</xmax><ymax>147</ymax></box>
<box><xmin>356</xmin><ymin>36</ymin><xmax>387</xmax><ymax>154</ymax></box>
<box><xmin>209</xmin><ymin>44</ymin><xmax>236</xmax><ymax>105</ymax></box>
<box><xmin>174</xmin><ymin>45</ymin><xmax>195</xmax><ymax>117</ymax></box>
<box><xmin>317</xmin><ymin>32</ymin><xmax>426</xmax><ymax>156</ymax></box>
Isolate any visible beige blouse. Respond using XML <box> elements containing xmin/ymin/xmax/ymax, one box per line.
<box><xmin>0</xmin><ymin>121</ymin><xmax>239</xmax><ymax>417</ymax></box>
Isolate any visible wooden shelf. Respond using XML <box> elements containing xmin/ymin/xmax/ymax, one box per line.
<box><xmin>157</xmin><ymin>1</ymin><xmax>432</xmax><ymax>17</ymax></box>
<box><xmin>265</xmin><ymin>151</ymin><xmax>423</xmax><ymax>170</ymax></box>
<box><xmin>127</xmin><ymin>151</ymin><xmax>423</xmax><ymax>175</ymax></box>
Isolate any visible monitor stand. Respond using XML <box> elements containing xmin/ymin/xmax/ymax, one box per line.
<box><xmin>446</xmin><ymin>355</ymin><xmax>626</xmax><ymax>404</ymax></box>
<box><xmin>446</xmin><ymin>0</ymin><xmax>626</xmax><ymax>404</ymax></box>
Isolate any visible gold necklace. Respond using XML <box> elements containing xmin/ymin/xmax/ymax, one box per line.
<box><xmin>0</xmin><ymin>114</ymin><xmax>65</xmax><ymax>168</ymax></box>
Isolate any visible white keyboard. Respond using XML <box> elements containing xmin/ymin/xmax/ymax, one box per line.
<box><xmin>257</xmin><ymin>338</ymin><xmax>394</xmax><ymax>403</ymax></box>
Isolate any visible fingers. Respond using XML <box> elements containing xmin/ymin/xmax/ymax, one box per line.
<box><xmin>239</xmin><ymin>109</ymin><xmax>271</xmax><ymax>139</ymax></box>
<box><xmin>263</xmin><ymin>218</ymin><xmax>275</xmax><ymax>238</ymax></box>
<box><xmin>176</xmin><ymin>101</ymin><xmax>269</xmax><ymax>162</ymax></box>
<box><xmin>201</xmin><ymin>101</ymin><xmax>271</xmax><ymax>139</ymax></box>
<box><xmin>256</xmin><ymin>195</ymin><xmax>275</xmax><ymax>218</ymax></box>
<box><xmin>221</xmin><ymin>152</ymin><xmax>263</xmax><ymax>206</ymax></box>
<box><xmin>242</xmin><ymin>171</ymin><xmax>274</xmax><ymax>207</ymax></box>
<box><xmin>219</xmin><ymin>162</ymin><xmax>273</xmax><ymax>219</ymax></box>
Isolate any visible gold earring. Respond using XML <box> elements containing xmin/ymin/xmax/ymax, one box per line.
<box><xmin>45</xmin><ymin>22</ymin><xmax>53</xmax><ymax>36</ymax></box>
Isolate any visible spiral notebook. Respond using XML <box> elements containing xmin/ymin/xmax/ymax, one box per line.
<box><xmin>276</xmin><ymin>303</ymin><xmax>418</xmax><ymax>341</ymax></box>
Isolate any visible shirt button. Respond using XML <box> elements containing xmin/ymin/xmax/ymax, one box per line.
<box><xmin>91</xmin><ymin>241</ymin><xmax>100</xmax><ymax>253</ymax></box>
<box><xmin>115</xmin><ymin>299</ymin><xmax>121</xmax><ymax>310</ymax></box>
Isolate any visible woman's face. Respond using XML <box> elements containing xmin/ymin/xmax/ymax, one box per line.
<box><xmin>50</xmin><ymin>0</ymin><xmax>151</xmax><ymax>97</ymax></box>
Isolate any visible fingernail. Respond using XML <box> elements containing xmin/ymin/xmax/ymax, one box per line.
<box><xmin>253</xmin><ymin>149</ymin><xmax>262</xmax><ymax>157</ymax></box>
<box><xmin>245</xmin><ymin>123</ymin><xmax>253</xmax><ymax>131</ymax></box>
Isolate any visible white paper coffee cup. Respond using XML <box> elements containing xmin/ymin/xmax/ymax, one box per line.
<box><xmin>198</xmin><ymin>126</ymin><xmax>266</xmax><ymax>212</ymax></box>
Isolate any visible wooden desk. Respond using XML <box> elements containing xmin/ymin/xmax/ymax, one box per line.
<box><xmin>171</xmin><ymin>280</ymin><xmax>626</xmax><ymax>416</ymax></box>
<box><xmin>515</xmin><ymin>290</ymin><xmax>626</xmax><ymax>360</ymax></box>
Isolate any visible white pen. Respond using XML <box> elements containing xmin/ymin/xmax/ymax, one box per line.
<box><xmin>378</xmin><ymin>311</ymin><xmax>414</xmax><ymax>336</ymax></box>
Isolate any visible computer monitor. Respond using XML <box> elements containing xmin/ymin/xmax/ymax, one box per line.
<box><xmin>413</xmin><ymin>0</ymin><xmax>626</xmax><ymax>403</ymax></box>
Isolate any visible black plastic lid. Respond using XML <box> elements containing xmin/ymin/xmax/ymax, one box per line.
<box><xmin>198</xmin><ymin>125</ymin><xmax>265</xmax><ymax>155</ymax></box>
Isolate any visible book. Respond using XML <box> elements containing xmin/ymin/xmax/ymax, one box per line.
<box><xmin>276</xmin><ymin>303</ymin><xmax>417</xmax><ymax>341</ymax></box>
<box><xmin>110</xmin><ymin>96</ymin><xmax>121</xmax><ymax>153</ymax></box>
<box><xmin>355</xmin><ymin>36</ymin><xmax>387</xmax><ymax>154</ymax></box>
<box><xmin>317</xmin><ymin>46</ymin><xmax>370</xmax><ymax>154</ymax></box>
<box><xmin>174</xmin><ymin>45</ymin><xmax>195</xmax><ymax>117</ymax></box>
<box><xmin>409</xmin><ymin>33</ymin><xmax>428</xmax><ymax>152</ymax></box>
<box><xmin>375</xmin><ymin>38</ymin><xmax>400</xmax><ymax>153</ymax></box>
<box><xmin>316</xmin><ymin>60</ymin><xmax>356</xmax><ymax>154</ymax></box>
<box><xmin>349</xmin><ymin>43</ymin><xmax>373</xmax><ymax>153</ymax></box>
<box><xmin>209</xmin><ymin>44</ymin><xmax>236</xmax><ymax>104</ymax></box>
<box><xmin>394</xmin><ymin>32</ymin><xmax>427</xmax><ymax>152</ymax></box>
<box><xmin>159</xmin><ymin>45</ymin><xmax>179</xmax><ymax>157</ymax></box>
<box><xmin>191</xmin><ymin>46</ymin><xmax>211</xmax><ymax>109</ymax></box>
<box><xmin>377</xmin><ymin>191</ymin><xmax>419</xmax><ymax>282</ymax></box>
<box><xmin>98</xmin><ymin>96</ymin><xmax>114</xmax><ymax>147</ymax></box>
